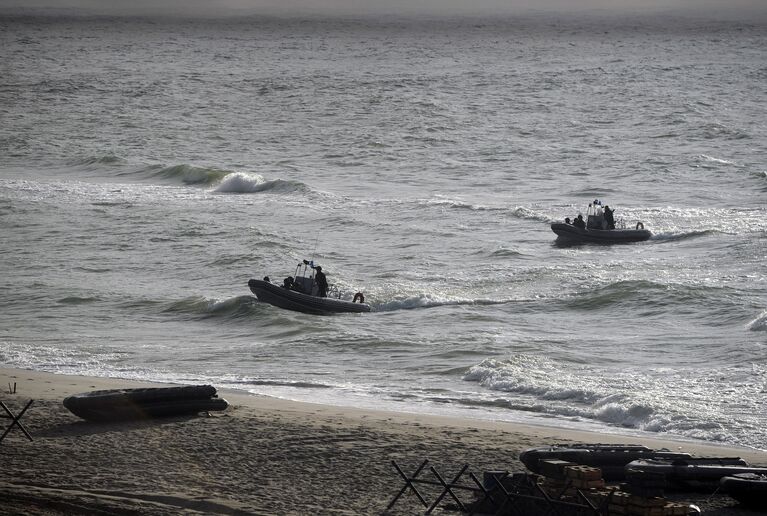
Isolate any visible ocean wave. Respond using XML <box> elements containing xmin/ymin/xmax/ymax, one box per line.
<box><xmin>746</xmin><ymin>310</ymin><xmax>767</xmax><ymax>331</ymax></box>
<box><xmin>0</xmin><ymin>341</ymin><xmax>127</xmax><ymax>372</ymax></box>
<box><xmin>73</xmin><ymin>266</ymin><xmax>112</xmax><ymax>273</ymax></box>
<box><xmin>57</xmin><ymin>296</ymin><xmax>101</xmax><ymax>304</ymax></box>
<box><xmin>374</xmin><ymin>293</ymin><xmax>507</xmax><ymax>312</ymax></box>
<box><xmin>560</xmin><ymin>280</ymin><xmax>724</xmax><ymax>311</ymax></box>
<box><xmin>114</xmin><ymin>164</ymin><xmax>311</xmax><ymax>195</ymax></box>
<box><xmin>417</xmin><ymin>197</ymin><xmax>503</xmax><ymax>212</ymax></box>
<box><xmin>227</xmin><ymin>379</ymin><xmax>333</xmax><ymax>389</ymax></box>
<box><xmin>462</xmin><ymin>357</ymin><xmax>763</xmax><ymax>447</ymax></box>
<box><xmin>71</xmin><ymin>155</ymin><xmax>126</xmax><ymax>167</ymax></box>
<box><xmin>161</xmin><ymin>295</ymin><xmax>259</xmax><ymax>319</ymax></box>
<box><xmin>213</xmin><ymin>173</ymin><xmax>309</xmax><ymax>194</ymax></box>
<box><xmin>698</xmin><ymin>154</ymin><xmax>735</xmax><ymax>166</ymax></box>
<box><xmin>148</xmin><ymin>164</ymin><xmax>231</xmax><ymax>185</ymax></box>
<box><xmin>490</xmin><ymin>248</ymin><xmax>524</xmax><ymax>258</ymax></box>
<box><xmin>510</xmin><ymin>206</ymin><xmax>558</xmax><ymax>224</ymax></box>
<box><xmin>463</xmin><ymin>357</ymin><xmax>604</xmax><ymax>403</ymax></box>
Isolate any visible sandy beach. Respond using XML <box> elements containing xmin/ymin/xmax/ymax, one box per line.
<box><xmin>1</xmin><ymin>367</ymin><xmax>764</xmax><ymax>515</ymax></box>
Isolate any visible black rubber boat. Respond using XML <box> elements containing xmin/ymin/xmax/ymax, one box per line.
<box><xmin>720</xmin><ymin>473</ymin><xmax>767</xmax><ymax>509</ymax></box>
<box><xmin>551</xmin><ymin>222</ymin><xmax>651</xmax><ymax>243</ymax></box>
<box><xmin>626</xmin><ymin>458</ymin><xmax>764</xmax><ymax>490</ymax></box>
<box><xmin>519</xmin><ymin>444</ymin><xmax>693</xmax><ymax>481</ymax></box>
<box><xmin>249</xmin><ymin>260</ymin><xmax>370</xmax><ymax>315</ymax></box>
<box><xmin>63</xmin><ymin>385</ymin><xmax>228</xmax><ymax>421</ymax></box>
<box><xmin>249</xmin><ymin>279</ymin><xmax>370</xmax><ymax>314</ymax></box>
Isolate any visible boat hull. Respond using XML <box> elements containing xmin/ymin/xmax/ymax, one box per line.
<box><xmin>520</xmin><ymin>444</ymin><xmax>694</xmax><ymax>481</ymax></box>
<box><xmin>248</xmin><ymin>279</ymin><xmax>371</xmax><ymax>315</ymax></box>
<box><xmin>721</xmin><ymin>473</ymin><xmax>767</xmax><ymax>508</ymax></box>
<box><xmin>63</xmin><ymin>385</ymin><xmax>228</xmax><ymax>421</ymax></box>
<box><xmin>626</xmin><ymin>459</ymin><xmax>764</xmax><ymax>490</ymax></box>
<box><xmin>551</xmin><ymin>223</ymin><xmax>651</xmax><ymax>243</ymax></box>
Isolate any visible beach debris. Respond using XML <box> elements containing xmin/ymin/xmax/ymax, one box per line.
<box><xmin>0</xmin><ymin>399</ymin><xmax>34</xmax><ymax>444</ymax></box>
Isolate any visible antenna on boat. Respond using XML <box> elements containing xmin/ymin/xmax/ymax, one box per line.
<box><xmin>310</xmin><ymin>235</ymin><xmax>319</xmax><ymax>265</ymax></box>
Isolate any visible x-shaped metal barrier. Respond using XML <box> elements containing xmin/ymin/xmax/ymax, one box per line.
<box><xmin>0</xmin><ymin>400</ymin><xmax>34</xmax><ymax>443</ymax></box>
<box><xmin>385</xmin><ymin>460</ymin><xmax>606</xmax><ymax>515</ymax></box>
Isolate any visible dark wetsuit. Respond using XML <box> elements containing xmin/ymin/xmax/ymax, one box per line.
<box><xmin>604</xmin><ymin>207</ymin><xmax>615</xmax><ymax>229</ymax></box>
<box><xmin>573</xmin><ymin>217</ymin><xmax>586</xmax><ymax>229</ymax></box>
<box><xmin>315</xmin><ymin>271</ymin><xmax>328</xmax><ymax>297</ymax></box>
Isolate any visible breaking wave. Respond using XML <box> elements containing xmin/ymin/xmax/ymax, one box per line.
<box><xmin>510</xmin><ymin>206</ymin><xmax>558</xmax><ymax>224</ymax></box>
<box><xmin>108</xmin><ymin>163</ymin><xmax>312</xmax><ymax>194</ymax></box>
<box><xmin>462</xmin><ymin>357</ymin><xmax>764</xmax><ymax>448</ymax></box>
<box><xmin>148</xmin><ymin>164</ymin><xmax>231</xmax><ymax>185</ymax></box>
<box><xmin>214</xmin><ymin>173</ymin><xmax>309</xmax><ymax>194</ymax></box>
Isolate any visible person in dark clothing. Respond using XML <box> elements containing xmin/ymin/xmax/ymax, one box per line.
<box><xmin>573</xmin><ymin>214</ymin><xmax>586</xmax><ymax>229</ymax></box>
<box><xmin>314</xmin><ymin>266</ymin><xmax>328</xmax><ymax>297</ymax></box>
<box><xmin>603</xmin><ymin>205</ymin><xmax>615</xmax><ymax>229</ymax></box>
<box><xmin>565</xmin><ymin>217</ymin><xmax>571</xmax><ymax>224</ymax></box>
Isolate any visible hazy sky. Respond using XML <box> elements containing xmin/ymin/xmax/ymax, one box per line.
<box><xmin>1</xmin><ymin>0</ymin><xmax>766</xmax><ymax>19</ymax></box>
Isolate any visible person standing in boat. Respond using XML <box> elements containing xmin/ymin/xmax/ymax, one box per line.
<box><xmin>573</xmin><ymin>214</ymin><xmax>586</xmax><ymax>229</ymax></box>
<box><xmin>603</xmin><ymin>205</ymin><xmax>615</xmax><ymax>230</ymax></box>
<box><xmin>314</xmin><ymin>266</ymin><xmax>328</xmax><ymax>297</ymax></box>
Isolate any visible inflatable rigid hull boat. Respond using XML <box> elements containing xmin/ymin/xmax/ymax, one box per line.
<box><xmin>63</xmin><ymin>385</ymin><xmax>228</xmax><ymax>422</ymax></box>
<box><xmin>519</xmin><ymin>444</ymin><xmax>693</xmax><ymax>481</ymax></box>
<box><xmin>626</xmin><ymin>458</ymin><xmax>765</xmax><ymax>490</ymax></box>
<box><xmin>551</xmin><ymin>223</ymin><xmax>651</xmax><ymax>243</ymax></box>
<box><xmin>248</xmin><ymin>278</ymin><xmax>370</xmax><ymax>315</ymax></box>
<box><xmin>720</xmin><ymin>473</ymin><xmax>767</xmax><ymax>509</ymax></box>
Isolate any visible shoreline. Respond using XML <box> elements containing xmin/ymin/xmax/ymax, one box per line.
<box><xmin>2</xmin><ymin>367</ymin><xmax>765</xmax><ymax>515</ymax></box>
<box><xmin>4</xmin><ymin>367</ymin><xmax>763</xmax><ymax>460</ymax></box>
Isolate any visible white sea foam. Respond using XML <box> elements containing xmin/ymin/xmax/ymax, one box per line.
<box><xmin>373</xmin><ymin>293</ymin><xmax>507</xmax><ymax>312</ymax></box>
<box><xmin>699</xmin><ymin>154</ymin><xmax>735</xmax><ymax>165</ymax></box>
<box><xmin>213</xmin><ymin>173</ymin><xmax>308</xmax><ymax>194</ymax></box>
<box><xmin>213</xmin><ymin>172</ymin><xmax>268</xmax><ymax>193</ymax></box>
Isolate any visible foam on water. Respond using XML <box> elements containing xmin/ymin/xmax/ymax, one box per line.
<box><xmin>463</xmin><ymin>357</ymin><xmax>766</xmax><ymax>449</ymax></box>
<box><xmin>373</xmin><ymin>293</ymin><xmax>510</xmax><ymax>312</ymax></box>
<box><xmin>214</xmin><ymin>173</ymin><xmax>309</xmax><ymax>194</ymax></box>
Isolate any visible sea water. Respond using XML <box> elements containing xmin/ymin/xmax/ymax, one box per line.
<box><xmin>1</xmin><ymin>12</ymin><xmax>765</xmax><ymax>450</ymax></box>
